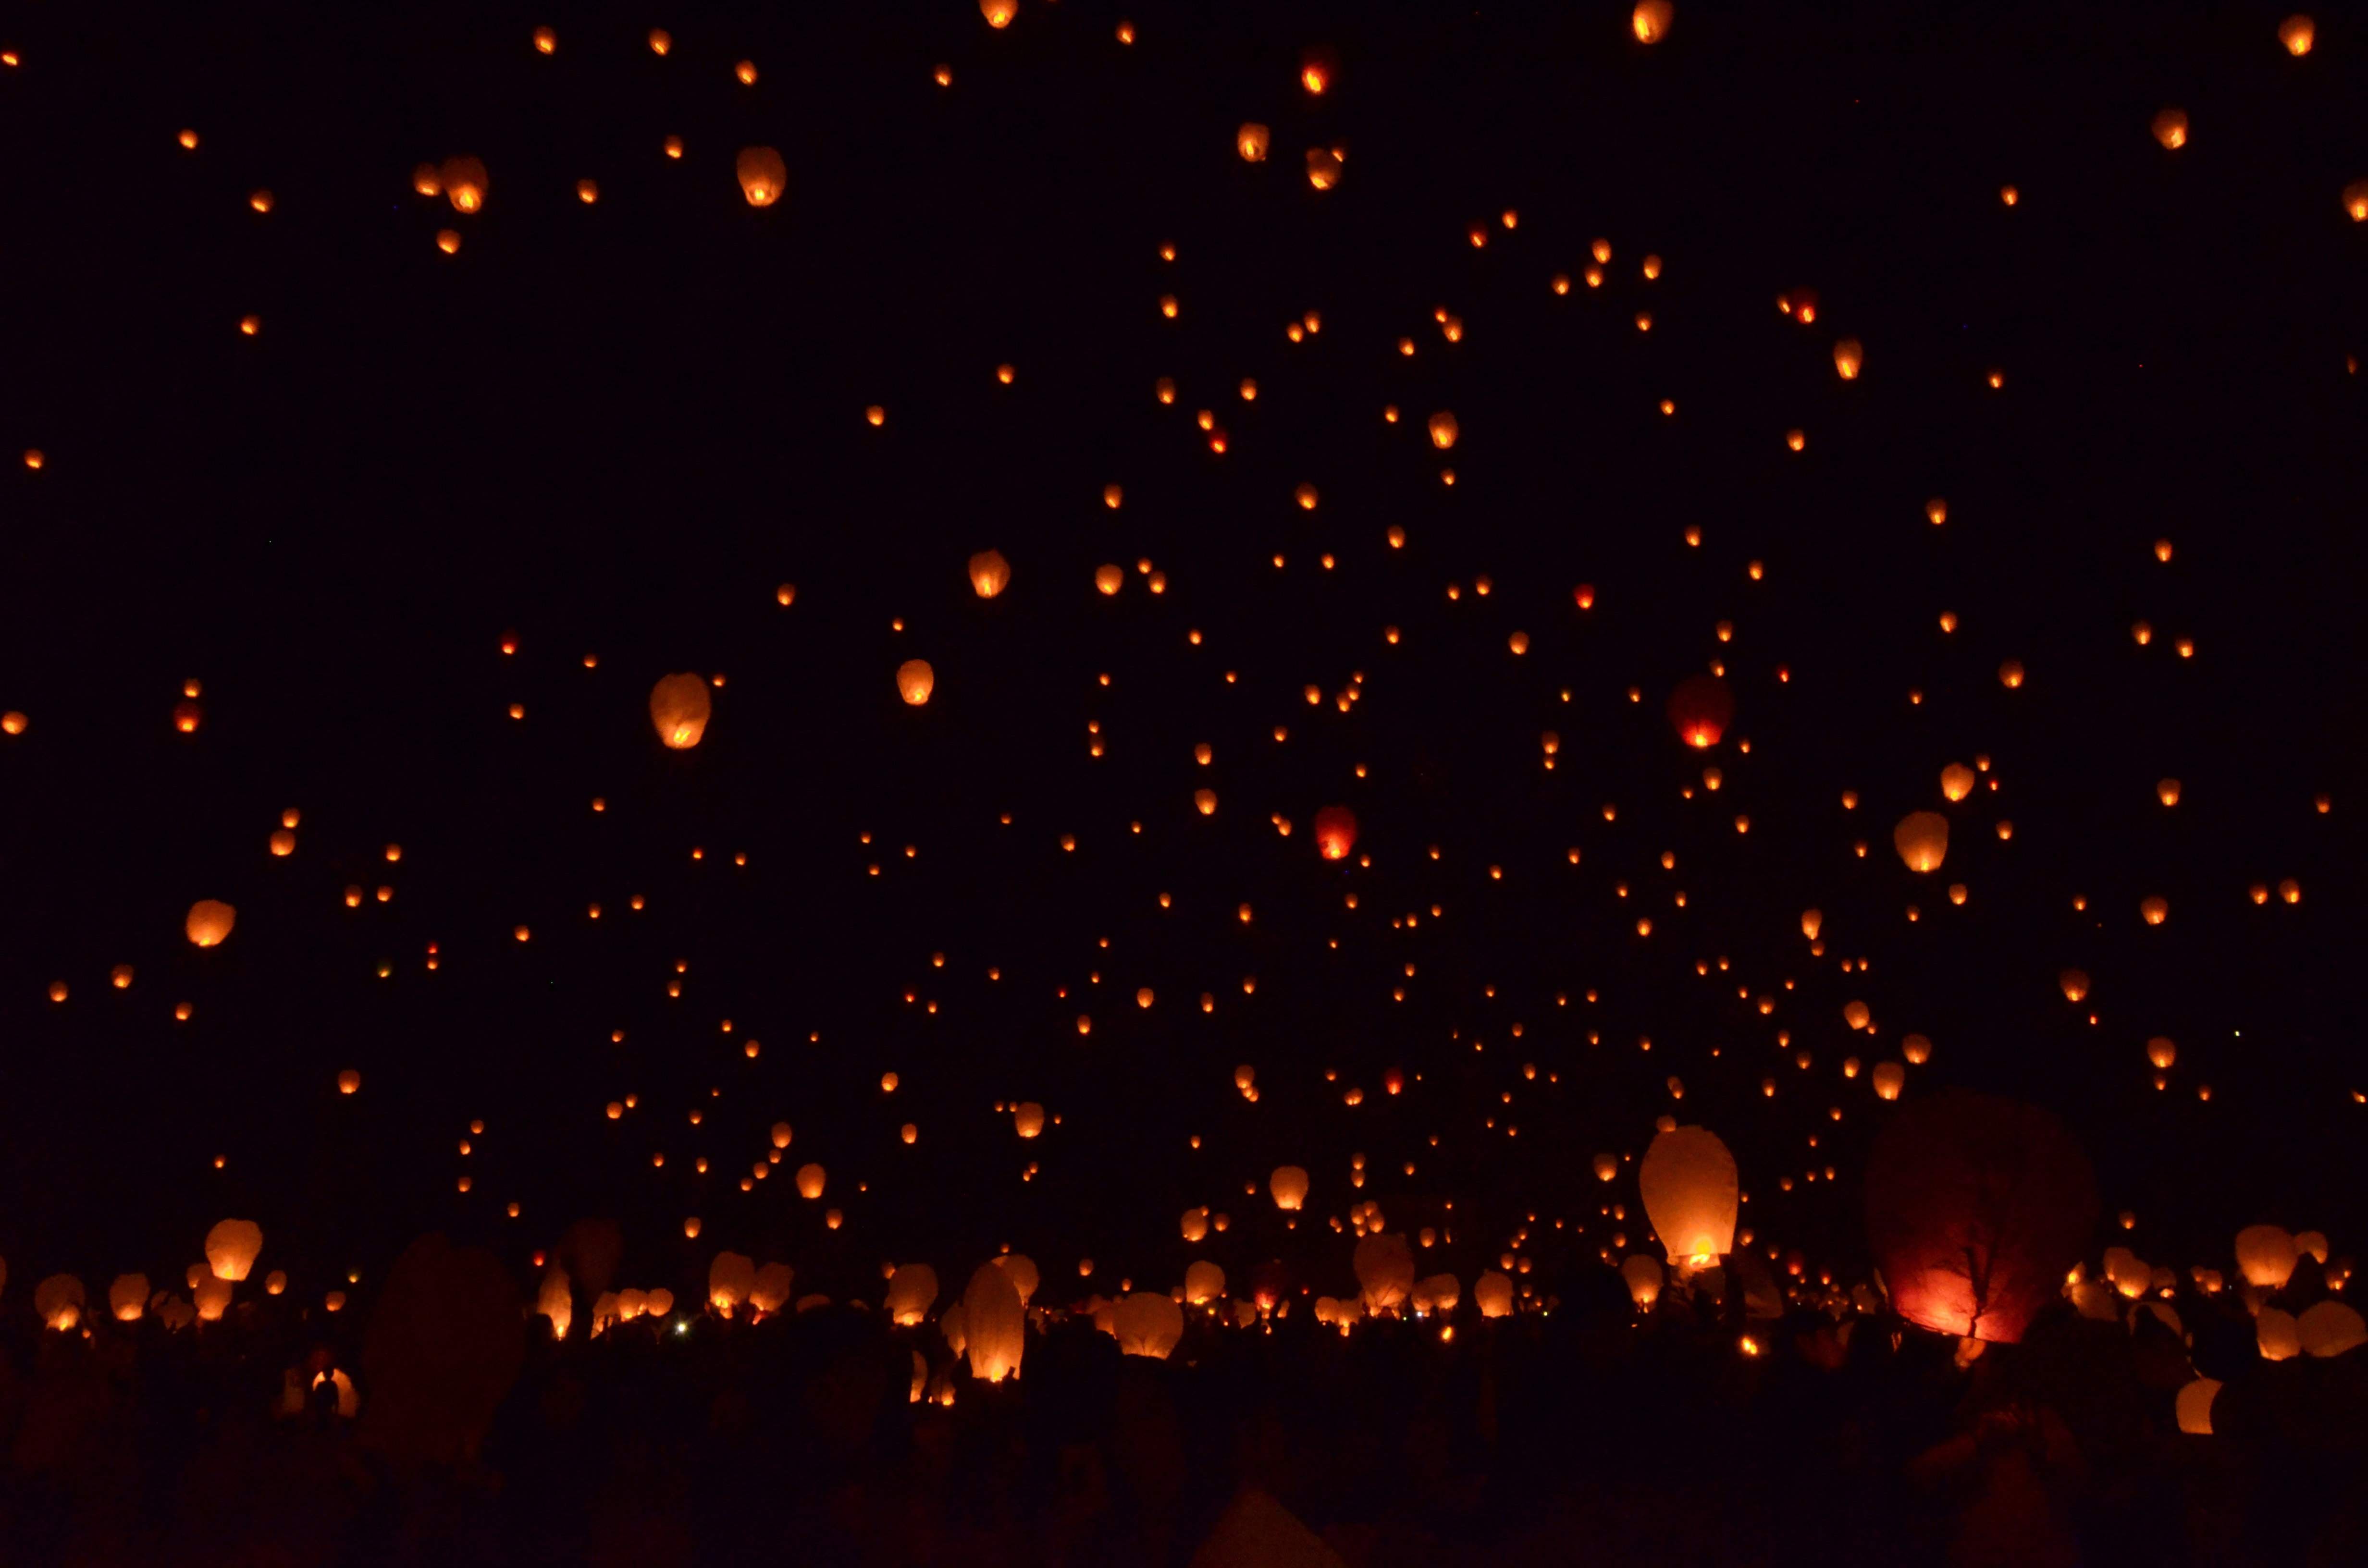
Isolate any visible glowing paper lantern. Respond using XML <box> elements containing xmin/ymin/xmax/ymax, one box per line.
<box><xmin>650</xmin><ymin>674</ymin><xmax>712</xmax><ymax>749</ymax></box>
<box><xmin>1184</xmin><ymin>1260</ymin><xmax>1225</xmax><ymax>1305</ymax></box>
<box><xmin>1592</xmin><ymin>1153</ymin><xmax>1618</xmax><ymax>1183</ymax></box>
<box><xmin>1864</xmin><ymin>1090</ymin><xmax>2098</xmax><ymax>1342</ymax></box>
<box><xmin>110</xmin><ymin>1274</ymin><xmax>149</xmax><ymax>1322</ymax></box>
<box><xmin>1314</xmin><ymin>806</ymin><xmax>1357</xmax><ymax>861</ymax></box>
<box><xmin>795</xmin><ymin>1164</ymin><xmax>826</xmax><ymax>1200</ymax></box>
<box><xmin>1639</xmin><ymin>1125</ymin><xmax>1738</xmax><ymax>1262</ymax></box>
<box><xmin>1940</xmin><ymin>763</ymin><xmax>1974</xmax><ymax>802</ymax></box>
<box><xmin>709</xmin><ymin>1252</ymin><xmax>755</xmax><ymax>1315</ymax></box>
<box><xmin>1353</xmin><ymin>1234</ymin><xmax>1415</xmax><ymax>1314</ymax></box>
<box><xmin>961</xmin><ymin>1262</ymin><xmax>1025</xmax><ymax>1381</ymax></box>
<box><xmin>1270</xmin><ymin>1166</ymin><xmax>1309</xmax><ymax>1211</ymax></box>
<box><xmin>2234</xmin><ymin>1225</ymin><xmax>2298</xmax><ymax>1289</ymax></box>
<box><xmin>1872</xmin><ymin>1062</ymin><xmax>1906</xmax><ymax>1100</ymax></box>
<box><xmin>736</xmin><ymin>147</ymin><xmax>786</xmax><ymax>207</ymax></box>
<box><xmin>1632</xmin><ymin>0</ymin><xmax>1673</xmax><ymax>43</ymax></box>
<box><xmin>1113</xmin><ymin>1291</ymin><xmax>1184</xmax><ymax>1358</ymax></box>
<box><xmin>1622</xmin><ymin>1254</ymin><xmax>1665</xmax><ymax>1308</ymax></box>
<box><xmin>886</xmin><ymin>1264</ymin><xmax>939</xmax><ymax>1325</ymax></box>
<box><xmin>897</xmin><ymin>660</ymin><xmax>935</xmax><ymax>706</ymax></box>
<box><xmin>968</xmin><ymin>550</ymin><xmax>1010</xmax><ymax>598</ymax></box>
<box><xmin>2176</xmin><ymin>1377</ymin><xmax>2221</xmax><ymax>1434</ymax></box>
<box><xmin>1833</xmin><ymin>338</ymin><xmax>1864</xmax><ymax>379</ymax></box>
<box><xmin>538</xmin><ymin>1267</ymin><xmax>573</xmax><ymax>1339</ymax></box>
<box><xmin>1666</xmin><ymin>675</ymin><xmax>1733</xmax><ymax>748</ymax></box>
<box><xmin>751</xmin><ymin>1262</ymin><xmax>794</xmax><ymax>1314</ymax></box>
<box><xmin>1893</xmin><ymin>811</ymin><xmax>1948</xmax><ymax>873</ymax></box>
<box><xmin>1475</xmin><ymin>1271</ymin><xmax>1514</xmax><ymax>1318</ymax></box>
<box><xmin>206</xmin><ymin>1219</ymin><xmax>263</xmax><ymax>1281</ymax></box>
<box><xmin>2257</xmin><ymin>1308</ymin><xmax>2301</xmax><ymax>1360</ymax></box>
<box><xmin>439</xmin><ymin>156</ymin><xmax>488</xmax><ymax>213</ymax></box>
<box><xmin>1012</xmin><ymin>1102</ymin><xmax>1045</xmax><ymax>1139</ymax></box>
<box><xmin>1236</xmin><ymin>123</ymin><xmax>1270</xmax><ymax>162</ymax></box>
<box><xmin>1427</xmin><ymin>411</ymin><xmax>1459</xmax><ymax>449</ymax></box>
<box><xmin>2299</xmin><ymin>1300</ymin><xmax>2367</xmax><ymax>1358</ymax></box>
<box><xmin>186</xmin><ymin>900</ymin><xmax>237</xmax><ymax>947</ymax></box>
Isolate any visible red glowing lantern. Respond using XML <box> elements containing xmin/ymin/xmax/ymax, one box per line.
<box><xmin>1665</xmin><ymin>675</ymin><xmax>1733</xmax><ymax>749</ymax></box>
<box><xmin>1864</xmin><ymin>1090</ymin><xmax>2098</xmax><ymax>1343</ymax></box>
<box><xmin>1314</xmin><ymin>805</ymin><xmax>1357</xmax><ymax>860</ymax></box>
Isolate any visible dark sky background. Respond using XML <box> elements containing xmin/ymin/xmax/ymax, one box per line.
<box><xmin>0</xmin><ymin>1</ymin><xmax>2360</xmax><ymax>1311</ymax></box>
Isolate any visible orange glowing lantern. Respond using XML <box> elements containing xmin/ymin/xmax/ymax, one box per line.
<box><xmin>736</xmin><ymin>146</ymin><xmax>786</xmax><ymax>207</ymax></box>
<box><xmin>650</xmin><ymin>674</ymin><xmax>711</xmax><ymax>749</ymax></box>
<box><xmin>1314</xmin><ymin>806</ymin><xmax>1357</xmax><ymax>861</ymax></box>
<box><xmin>1864</xmin><ymin>1090</ymin><xmax>2097</xmax><ymax>1342</ymax></box>
<box><xmin>1665</xmin><ymin>674</ymin><xmax>1733</xmax><ymax>748</ymax></box>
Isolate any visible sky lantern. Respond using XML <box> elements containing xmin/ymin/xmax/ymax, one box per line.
<box><xmin>751</xmin><ymin>1263</ymin><xmax>793</xmax><ymax>1315</ymax></box>
<box><xmin>1864</xmin><ymin>1090</ymin><xmax>2098</xmax><ymax>1342</ymax></box>
<box><xmin>2152</xmin><ymin>108</ymin><xmax>2188</xmax><ymax>149</ymax></box>
<box><xmin>1095</xmin><ymin>564</ymin><xmax>1123</xmax><ymax>595</ymax></box>
<box><xmin>1621</xmin><ymin>1254</ymin><xmax>1664</xmax><ymax>1308</ymax></box>
<box><xmin>205</xmin><ymin>1219</ymin><xmax>263</xmax><ymax>1281</ymax></box>
<box><xmin>650</xmin><ymin>674</ymin><xmax>711</xmax><ymax>748</ymax></box>
<box><xmin>1591</xmin><ymin>1152</ymin><xmax>1619</xmax><ymax>1183</ymax></box>
<box><xmin>35</xmin><ymin>1275</ymin><xmax>84</xmax><ymax>1331</ymax></box>
<box><xmin>1299</xmin><ymin>44</ymin><xmax>1335</xmax><ymax>95</ymax></box>
<box><xmin>1237</xmin><ymin>123</ymin><xmax>1269</xmax><ymax>162</ymax></box>
<box><xmin>1013</xmin><ymin>1102</ymin><xmax>1045</xmax><ymax>1138</ymax></box>
<box><xmin>110</xmin><ymin>1274</ymin><xmax>149</xmax><ymax>1321</ymax></box>
<box><xmin>2299</xmin><ymin>1300</ymin><xmax>2367</xmax><ymax>1358</ymax></box>
<box><xmin>1114</xmin><ymin>1291</ymin><xmax>1184</xmax><ymax>1358</ymax></box>
<box><xmin>1354</xmin><ymin>1234</ymin><xmax>1415</xmax><ymax>1314</ymax></box>
<box><xmin>1902</xmin><ymin>1033</ymin><xmax>1933</xmax><ymax>1065</ymax></box>
<box><xmin>1940</xmin><ymin>763</ymin><xmax>1974</xmax><ymax>802</ymax></box>
<box><xmin>186</xmin><ymin>899</ymin><xmax>237</xmax><ymax>947</ymax></box>
<box><xmin>897</xmin><ymin>660</ymin><xmax>935</xmax><ymax>706</ymax></box>
<box><xmin>981</xmin><ymin>0</ymin><xmax>1017</xmax><ymax>25</ymax></box>
<box><xmin>1801</xmin><ymin>909</ymin><xmax>1822</xmax><ymax>941</ymax></box>
<box><xmin>1873</xmin><ymin>1062</ymin><xmax>1906</xmax><ymax>1100</ymax></box>
<box><xmin>1475</xmin><ymin>1271</ymin><xmax>1513</xmax><ymax>1318</ymax></box>
<box><xmin>2176</xmin><ymin>1378</ymin><xmax>2221</xmax><ymax>1434</ymax></box>
<box><xmin>1270</xmin><ymin>1166</ymin><xmax>1309</xmax><ymax>1210</ymax></box>
<box><xmin>961</xmin><ymin>1262</ymin><xmax>1025</xmax><ymax>1381</ymax></box>
<box><xmin>1427</xmin><ymin>411</ymin><xmax>1459</xmax><ymax>449</ymax></box>
<box><xmin>1893</xmin><ymin>811</ymin><xmax>1948</xmax><ymax>872</ymax></box>
<box><xmin>2280</xmin><ymin>14</ymin><xmax>2315</xmax><ymax>55</ymax></box>
<box><xmin>736</xmin><ymin>146</ymin><xmax>786</xmax><ymax>207</ymax></box>
<box><xmin>968</xmin><ymin>549</ymin><xmax>1010</xmax><ymax>598</ymax></box>
<box><xmin>1314</xmin><ymin>806</ymin><xmax>1357</xmax><ymax>860</ymax></box>
<box><xmin>1305</xmin><ymin>148</ymin><xmax>1342</xmax><ymax>190</ymax></box>
<box><xmin>886</xmin><ymin>1264</ymin><xmax>939</xmax><ymax>1325</ymax></box>
<box><xmin>1833</xmin><ymin>338</ymin><xmax>1864</xmax><ymax>379</ymax></box>
<box><xmin>439</xmin><ymin>157</ymin><xmax>487</xmax><ymax>213</ymax></box>
<box><xmin>1639</xmin><ymin>1126</ymin><xmax>1738</xmax><ymax>1263</ymax></box>
<box><xmin>1632</xmin><ymin>0</ymin><xmax>1673</xmax><ymax>43</ymax></box>
<box><xmin>2343</xmin><ymin>181</ymin><xmax>2368</xmax><ymax>222</ymax></box>
<box><xmin>1665</xmin><ymin>674</ymin><xmax>1733</xmax><ymax>748</ymax></box>
<box><xmin>709</xmin><ymin>1252</ymin><xmax>754</xmax><ymax>1315</ymax></box>
<box><xmin>1181</xmin><ymin>1207</ymin><xmax>1210</xmax><ymax>1242</ymax></box>
<box><xmin>2059</xmin><ymin>968</ymin><xmax>2089</xmax><ymax>1003</ymax></box>
<box><xmin>2234</xmin><ymin>1225</ymin><xmax>2298</xmax><ymax>1289</ymax></box>
<box><xmin>2146</xmin><ymin>1037</ymin><xmax>2176</xmax><ymax>1070</ymax></box>
<box><xmin>796</xmin><ymin>1164</ymin><xmax>826</xmax><ymax>1199</ymax></box>
<box><xmin>1184</xmin><ymin>1260</ymin><xmax>1225</xmax><ymax>1305</ymax></box>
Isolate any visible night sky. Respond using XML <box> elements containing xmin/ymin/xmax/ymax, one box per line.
<box><xmin>0</xmin><ymin>1</ymin><xmax>2361</xmax><ymax>1314</ymax></box>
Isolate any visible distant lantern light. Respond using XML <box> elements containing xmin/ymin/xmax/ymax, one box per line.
<box><xmin>1666</xmin><ymin>674</ymin><xmax>1733</xmax><ymax>748</ymax></box>
<box><xmin>2152</xmin><ymin>108</ymin><xmax>2188</xmax><ymax>150</ymax></box>
<box><xmin>1833</xmin><ymin>338</ymin><xmax>1863</xmax><ymax>379</ymax></box>
<box><xmin>186</xmin><ymin>900</ymin><xmax>237</xmax><ymax>947</ymax></box>
<box><xmin>896</xmin><ymin>660</ymin><xmax>935</xmax><ymax>706</ymax></box>
<box><xmin>650</xmin><ymin>673</ymin><xmax>712</xmax><ymax>748</ymax></box>
<box><xmin>1314</xmin><ymin>806</ymin><xmax>1358</xmax><ymax>860</ymax></box>
<box><xmin>969</xmin><ymin>550</ymin><xmax>1011</xmax><ymax>599</ymax></box>
<box><xmin>2279</xmin><ymin>14</ymin><xmax>2314</xmax><ymax>56</ymax></box>
<box><xmin>1428</xmin><ymin>411</ymin><xmax>1459</xmax><ymax>449</ymax></box>
<box><xmin>1270</xmin><ymin>1165</ymin><xmax>1309</xmax><ymax>1210</ymax></box>
<box><xmin>736</xmin><ymin>146</ymin><xmax>786</xmax><ymax>207</ymax></box>
<box><xmin>440</xmin><ymin>156</ymin><xmax>488</xmax><ymax>213</ymax></box>
<box><xmin>1632</xmin><ymin>0</ymin><xmax>1674</xmax><ymax>43</ymax></box>
<box><xmin>1237</xmin><ymin>123</ymin><xmax>1270</xmax><ymax>162</ymax></box>
<box><xmin>1893</xmin><ymin>811</ymin><xmax>1948</xmax><ymax>873</ymax></box>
